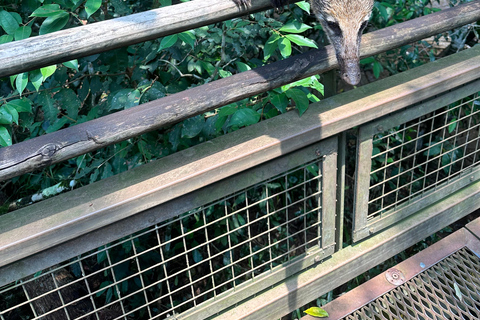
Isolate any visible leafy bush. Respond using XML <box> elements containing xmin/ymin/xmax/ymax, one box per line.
<box><xmin>0</xmin><ymin>0</ymin><xmax>327</xmax><ymax>209</ymax></box>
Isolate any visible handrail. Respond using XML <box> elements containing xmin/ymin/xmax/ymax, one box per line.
<box><xmin>1</xmin><ymin>1</ymin><xmax>480</xmax><ymax>181</ymax></box>
<box><xmin>1</xmin><ymin>46</ymin><xmax>479</xmax><ymax>269</ymax></box>
<box><xmin>0</xmin><ymin>0</ymin><xmax>273</xmax><ymax>79</ymax></box>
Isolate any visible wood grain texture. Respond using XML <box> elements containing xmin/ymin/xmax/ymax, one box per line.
<box><xmin>1</xmin><ymin>2</ymin><xmax>480</xmax><ymax>181</ymax></box>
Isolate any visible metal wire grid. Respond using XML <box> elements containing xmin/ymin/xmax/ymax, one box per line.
<box><xmin>0</xmin><ymin>160</ymin><xmax>325</xmax><ymax>320</ymax></box>
<box><xmin>342</xmin><ymin>246</ymin><xmax>480</xmax><ymax>320</ymax></box>
<box><xmin>367</xmin><ymin>93</ymin><xmax>480</xmax><ymax>220</ymax></box>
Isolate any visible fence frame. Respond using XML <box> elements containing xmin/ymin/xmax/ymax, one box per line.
<box><xmin>1</xmin><ymin>1</ymin><xmax>480</xmax><ymax>319</ymax></box>
<box><xmin>353</xmin><ymin>78</ymin><xmax>480</xmax><ymax>241</ymax></box>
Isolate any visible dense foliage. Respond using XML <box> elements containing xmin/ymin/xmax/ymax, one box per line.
<box><xmin>1</xmin><ymin>0</ymin><xmax>476</xmax><ymax>210</ymax></box>
<box><xmin>0</xmin><ymin>0</ymin><xmax>326</xmax><ymax>210</ymax></box>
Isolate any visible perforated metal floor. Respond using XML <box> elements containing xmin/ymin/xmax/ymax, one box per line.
<box><xmin>316</xmin><ymin>219</ymin><xmax>480</xmax><ymax>320</ymax></box>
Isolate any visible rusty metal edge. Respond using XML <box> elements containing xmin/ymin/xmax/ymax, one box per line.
<box><xmin>318</xmin><ymin>226</ymin><xmax>480</xmax><ymax>319</ymax></box>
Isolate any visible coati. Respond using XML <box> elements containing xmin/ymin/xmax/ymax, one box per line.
<box><xmin>233</xmin><ymin>0</ymin><xmax>374</xmax><ymax>85</ymax></box>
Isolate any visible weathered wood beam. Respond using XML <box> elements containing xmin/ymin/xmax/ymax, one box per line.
<box><xmin>1</xmin><ymin>1</ymin><xmax>480</xmax><ymax>181</ymax></box>
<box><xmin>0</xmin><ymin>0</ymin><xmax>273</xmax><ymax>79</ymax></box>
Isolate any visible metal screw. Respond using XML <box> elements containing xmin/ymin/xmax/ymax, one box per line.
<box><xmin>385</xmin><ymin>268</ymin><xmax>406</xmax><ymax>286</ymax></box>
<box><xmin>314</xmin><ymin>255</ymin><xmax>321</xmax><ymax>263</ymax></box>
<box><xmin>471</xmin><ymin>176</ymin><xmax>475</xmax><ymax>181</ymax></box>
<box><xmin>315</xmin><ymin>149</ymin><xmax>321</xmax><ymax>157</ymax></box>
<box><xmin>377</xmin><ymin>125</ymin><xmax>384</xmax><ymax>132</ymax></box>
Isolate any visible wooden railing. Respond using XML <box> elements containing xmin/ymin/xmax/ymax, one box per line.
<box><xmin>1</xmin><ymin>1</ymin><xmax>480</xmax><ymax>320</ymax></box>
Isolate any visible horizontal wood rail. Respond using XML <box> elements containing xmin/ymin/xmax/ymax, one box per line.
<box><xmin>0</xmin><ymin>0</ymin><xmax>273</xmax><ymax>79</ymax></box>
<box><xmin>1</xmin><ymin>45</ymin><xmax>479</xmax><ymax>270</ymax></box>
<box><xmin>1</xmin><ymin>1</ymin><xmax>480</xmax><ymax>181</ymax></box>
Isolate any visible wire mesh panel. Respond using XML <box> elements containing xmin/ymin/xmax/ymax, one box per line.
<box><xmin>341</xmin><ymin>246</ymin><xmax>480</xmax><ymax>320</ymax></box>
<box><xmin>353</xmin><ymin>81</ymin><xmax>480</xmax><ymax>241</ymax></box>
<box><xmin>0</xmin><ymin>139</ymin><xmax>337</xmax><ymax>320</ymax></box>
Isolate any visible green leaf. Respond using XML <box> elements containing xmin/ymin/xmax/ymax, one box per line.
<box><xmin>295</xmin><ymin>1</ymin><xmax>311</xmax><ymax>13</ymax></box>
<box><xmin>228</xmin><ymin>109</ymin><xmax>260</xmax><ymax>128</ymax></box>
<box><xmin>85</xmin><ymin>0</ymin><xmax>102</xmax><ymax>18</ymax></box>
<box><xmin>278</xmin><ymin>37</ymin><xmax>292</xmax><ymax>58</ymax></box>
<box><xmin>375</xmin><ymin>2</ymin><xmax>390</xmax><ymax>22</ymax></box>
<box><xmin>218</xmin><ymin>105</ymin><xmax>237</xmax><ymax>117</ymax></box>
<box><xmin>29</xmin><ymin>69</ymin><xmax>44</xmax><ymax>91</ymax></box>
<box><xmin>0</xmin><ymin>34</ymin><xmax>13</xmax><ymax>44</ymax></box>
<box><xmin>264</xmin><ymin>34</ymin><xmax>280</xmax><ymax>60</ymax></box>
<box><xmin>56</xmin><ymin>88</ymin><xmax>81</xmax><ymax>119</ymax></box>
<box><xmin>181</xmin><ymin>115</ymin><xmax>204</xmax><ymax>139</ymax></box>
<box><xmin>179</xmin><ymin>30</ymin><xmax>196</xmax><ymax>48</ymax></box>
<box><xmin>286</xmin><ymin>88</ymin><xmax>309</xmax><ymax>116</ymax></box>
<box><xmin>37</xmin><ymin>91</ymin><xmax>58</xmax><ymax>123</ymax></box>
<box><xmin>448</xmin><ymin>119</ymin><xmax>457</xmax><ymax>133</ymax></box>
<box><xmin>45</xmin><ymin>117</ymin><xmax>69</xmax><ymax>133</ymax></box>
<box><xmin>30</xmin><ymin>5</ymin><xmax>65</xmax><ymax>17</ymax></box>
<box><xmin>192</xmin><ymin>249</ymin><xmax>203</xmax><ymax>263</ymax></box>
<box><xmin>63</xmin><ymin>59</ymin><xmax>79</xmax><ymax>71</ymax></box>
<box><xmin>14</xmin><ymin>26</ymin><xmax>32</xmax><ymax>41</ymax></box>
<box><xmin>304</xmin><ymin>307</ymin><xmax>329</xmax><ymax>318</ymax></box>
<box><xmin>0</xmin><ymin>107</ymin><xmax>14</xmax><ymax>124</ymax></box>
<box><xmin>0</xmin><ymin>126</ymin><xmax>11</xmax><ymax>147</ymax></box>
<box><xmin>236</xmin><ymin>62</ymin><xmax>251</xmax><ymax>72</ymax></box>
<box><xmin>279</xmin><ymin>22</ymin><xmax>312</xmax><ymax>33</ymax></box>
<box><xmin>6</xmin><ymin>99</ymin><xmax>32</xmax><ymax>113</ymax></box>
<box><xmin>110</xmin><ymin>89</ymin><xmax>140</xmax><ymax>110</ymax></box>
<box><xmin>41</xmin><ymin>65</ymin><xmax>57</xmax><ymax>81</ymax></box>
<box><xmin>4</xmin><ymin>105</ymin><xmax>19</xmax><ymax>124</ymax></box>
<box><xmin>159</xmin><ymin>34</ymin><xmax>178</xmax><ymax>51</ymax></box>
<box><xmin>360</xmin><ymin>57</ymin><xmax>375</xmax><ymax>65</ymax></box>
<box><xmin>270</xmin><ymin>93</ymin><xmax>288</xmax><ymax>113</ymax></box>
<box><xmin>9</xmin><ymin>74</ymin><xmax>17</xmax><ymax>88</ymax></box>
<box><xmin>39</xmin><ymin>12</ymin><xmax>69</xmax><ymax>35</ymax></box>
<box><xmin>373</xmin><ymin>61</ymin><xmax>383</xmax><ymax>79</ymax></box>
<box><xmin>15</xmin><ymin>72</ymin><xmax>28</xmax><ymax>96</ymax></box>
<box><xmin>169</xmin><ymin>124</ymin><xmax>182</xmax><ymax>152</ymax></box>
<box><xmin>0</xmin><ymin>10</ymin><xmax>19</xmax><ymax>35</ymax></box>
<box><xmin>285</xmin><ymin>34</ymin><xmax>318</xmax><ymax>48</ymax></box>
<box><xmin>425</xmin><ymin>143</ymin><xmax>442</xmax><ymax>157</ymax></box>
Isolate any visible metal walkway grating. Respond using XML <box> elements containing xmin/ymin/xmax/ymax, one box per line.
<box><xmin>342</xmin><ymin>247</ymin><xmax>480</xmax><ymax>320</ymax></box>
<box><xmin>319</xmin><ymin>219</ymin><xmax>480</xmax><ymax>320</ymax></box>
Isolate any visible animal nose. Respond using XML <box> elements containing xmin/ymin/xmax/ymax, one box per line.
<box><xmin>342</xmin><ymin>60</ymin><xmax>361</xmax><ymax>86</ymax></box>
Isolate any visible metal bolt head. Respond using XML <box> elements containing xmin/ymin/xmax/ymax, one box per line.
<box><xmin>385</xmin><ymin>268</ymin><xmax>406</xmax><ymax>286</ymax></box>
<box><xmin>315</xmin><ymin>149</ymin><xmax>321</xmax><ymax>157</ymax></box>
<box><xmin>377</xmin><ymin>125</ymin><xmax>384</xmax><ymax>132</ymax></box>
<box><xmin>471</xmin><ymin>176</ymin><xmax>475</xmax><ymax>181</ymax></box>
<box><xmin>314</xmin><ymin>255</ymin><xmax>321</xmax><ymax>263</ymax></box>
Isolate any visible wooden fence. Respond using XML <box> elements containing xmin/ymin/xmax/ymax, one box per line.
<box><xmin>1</xmin><ymin>1</ymin><xmax>480</xmax><ymax>319</ymax></box>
